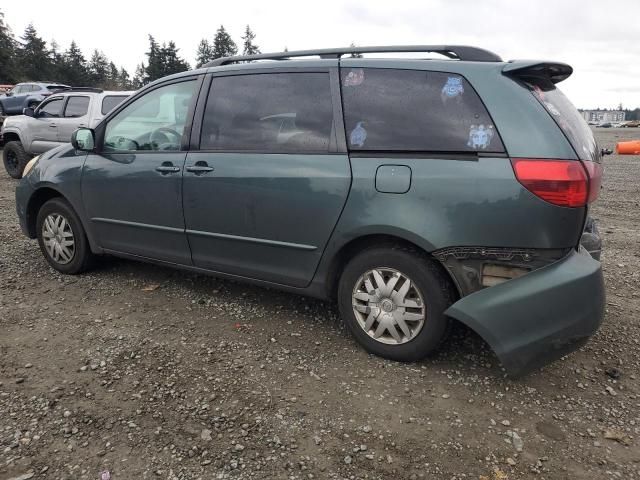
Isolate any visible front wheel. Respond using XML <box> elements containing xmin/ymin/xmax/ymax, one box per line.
<box><xmin>36</xmin><ymin>198</ymin><xmax>94</xmax><ymax>274</ymax></box>
<box><xmin>338</xmin><ymin>246</ymin><xmax>454</xmax><ymax>362</ymax></box>
<box><xmin>2</xmin><ymin>140</ymin><xmax>31</xmax><ymax>179</ymax></box>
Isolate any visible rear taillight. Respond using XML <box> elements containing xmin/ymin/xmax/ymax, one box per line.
<box><xmin>511</xmin><ymin>158</ymin><xmax>601</xmax><ymax>208</ymax></box>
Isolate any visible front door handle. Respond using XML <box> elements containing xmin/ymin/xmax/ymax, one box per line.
<box><xmin>155</xmin><ymin>161</ymin><xmax>181</xmax><ymax>174</ymax></box>
<box><xmin>49</xmin><ymin>123</ymin><xmax>57</xmax><ymax>128</ymax></box>
<box><xmin>186</xmin><ymin>161</ymin><xmax>214</xmax><ymax>174</ymax></box>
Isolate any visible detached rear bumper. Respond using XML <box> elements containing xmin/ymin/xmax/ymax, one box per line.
<box><xmin>445</xmin><ymin>248</ymin><xmax>605</xmax><ymax>377</ymax></box>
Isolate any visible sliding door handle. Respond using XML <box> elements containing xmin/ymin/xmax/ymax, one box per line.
<box><xmin>186</xmin><ymin>161</ymin><xmax>214</xmax><ymax>174</ymax></box>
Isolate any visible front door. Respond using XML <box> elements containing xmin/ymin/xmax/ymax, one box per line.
<box><xmin>183</xmin><ymin>70</ymin><xmax>350</xmax><ymax>287</ymax></box>
<box><xmin>29</xmin><ymin>96</ymin><xmax>65</xmax><ymax>153</ymax></box>
<box><xmin>82</xmin><ymin>78</ymin><xmax>200</xmax><ymax>264</ymax></box>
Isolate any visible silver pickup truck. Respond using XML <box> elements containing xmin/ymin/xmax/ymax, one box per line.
<box><xmin>1</xmin><ymin>88</ymin><xmax>133</xmax><ymax>178</ymax></box>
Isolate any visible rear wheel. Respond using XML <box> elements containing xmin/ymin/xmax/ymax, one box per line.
<box><xmin>36</xmin><ymin>198</ymin><xmax>94</xmax><ymax>274</ymax></box>
<box><xmin>338</xmin><ymin>246</ymin><xmax>454</xmax><ymax>362</ymax></box>
<box><xmin>2</xmin><ymin>140</ymin><xmax>31</xmax><ymax>179</ymax></box>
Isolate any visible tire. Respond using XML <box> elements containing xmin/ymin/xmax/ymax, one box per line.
<box><xmin>337</xmin><ymin>246</ymin><xmax>454</xmax><ymax>362</ymax></box>
<box><xmin>3</xmin><ymin>140</ymin><xmax>31</xmax><ymax>179</ymax></box>
<box><xmin>36</xmin><ymin>198</ymin><xmax>94</xmax><ymax>274</ymax></box>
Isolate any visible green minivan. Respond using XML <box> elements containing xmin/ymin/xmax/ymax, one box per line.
<box><xmin>15</xmin><ymin>46</ymin><xmax>605</xmax><ymax>376</ymax></box>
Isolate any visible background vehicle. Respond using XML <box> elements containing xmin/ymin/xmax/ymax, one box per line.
<box><xmin>597</xmin><ymin>122</ymin><xmax>612</xmax><ymax>128</ymax></box>
<box><xmin>2</xmin><ymin>88</ymin><xmax>133</xmax><ymax>178</ymax></box>
<box><xmin>16</xmin><ymin>46</ymin><xmax>605</xmax><ymax>376</ymax></box>
<box><xmin>621</xmin><ymin>120</ymin><xmax>640</xmax><ymax>128</ymax></box>
<box><xmin>0</xmin><ymin>82</ymin><xmax>69</xmax><ymax>116</ymax></box>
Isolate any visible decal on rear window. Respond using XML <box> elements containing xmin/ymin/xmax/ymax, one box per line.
<box><xmin>349</xmin><ymin>121</ymin><xmax>367</xmax><ymax>147</ymax></box>
<box><xmin>441</xmin><ymin>76</ymin><xmax>464</xmax><ymax>101</ymax></box>
<box><xmin>343</xmin><ymin>69</ymin><xmax>365</xmax><ymax>87</ymax></box>
<box><xmin>467</xmin><ymin>124</ymin><xmax>494</xmax><ymax>150</ymax></box>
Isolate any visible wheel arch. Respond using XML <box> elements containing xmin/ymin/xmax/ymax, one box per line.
<box><xmin>324</xmin><ymin>233</ymin><xmax>460</xmax><ymax>301</ymax></box>
<box><xmin>2</xmin><ymin>132</ymin><xmax>22</xmax><ymax>144</ymax></box>
<box><xmin>24</xmin><ymin>187</ymin><xmax>67</xmax><ymax>238</ymax></box>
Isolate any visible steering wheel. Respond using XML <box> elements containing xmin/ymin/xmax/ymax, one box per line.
<box><xmin>150</xmin><ymin>127</ymin><xmax>182</xmax><ymax>149</ymax></box>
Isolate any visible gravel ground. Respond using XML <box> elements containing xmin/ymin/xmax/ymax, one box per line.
<box><xmin>1</xmin><ymin>129</ymin><xmax>639</xmax><ymax>480</ymax></box>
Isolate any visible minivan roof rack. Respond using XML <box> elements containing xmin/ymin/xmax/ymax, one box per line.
<box><xmin>204</xmin><ymin>45</ymin><xmax>502</xmax><ymax>67</ymax></box>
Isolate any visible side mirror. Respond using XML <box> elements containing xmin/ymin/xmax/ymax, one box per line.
<box><xmin>72</xmin><ymin>128</ymin><xmax>96</xmax><ymax>152</ymax></box>
<box><xmin>23</xmin><ymin>107</ymin><xmax>35</xmax><ymax>117</ymax></box>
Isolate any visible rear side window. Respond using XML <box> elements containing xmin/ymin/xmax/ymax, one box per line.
<box><xmin>64</xmin><ymin>96</ymin><xmax>90</xmax><ymax>117</ymax></box>
<box><xmin>200</xmin><ymin>73</ymin><xmax>334</xmax><ymax>153</ymax></box>
<box><xmin>526</xmin><ymin>80</ymin><xmax>598</xmax><ymax>162</ymax></box>
<box><xmin>102</xmin><ymin>95</ymin><xmax>128</xmax><ymax>115</ymax></box>
<box><xmin>341</xmin><ymin>68</ymin><xmax>503</xmax><ymax>153</ymax></box>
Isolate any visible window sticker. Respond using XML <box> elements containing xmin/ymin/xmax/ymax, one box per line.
<box><xmin>467</xmin><ymin>124</ymin><xmax>494</xmax><ymax>149</ymax></box>
<box><xmin>349</xmin><ymin>121</ymin><xmax>367</xmax><ymax>147</ymax></box>
<box><xmin>441</xmin><ymin>76</ymin><xmax>464</xmax><ymax>101</ymax></box>
<box><xmin>544</xmin><ymin>101</ymin><xmax>561</xmax><ymax>116</ymax></box>
<box><xmin>343</xmin><ymin>69</ymin><xmax>365</xmax><ymax>87</ymax></box>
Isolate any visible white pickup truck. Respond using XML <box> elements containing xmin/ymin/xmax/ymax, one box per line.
<box><xmin>1</xmin><ymin>88</ymin><xmax>133</xmax><ymax>178</ymax></box>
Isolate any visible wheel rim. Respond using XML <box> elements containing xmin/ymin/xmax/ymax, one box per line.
<box><xmin>42</xmin><ymin>213</ymin><xmax>75</xmax><ymax>265</ymax></box>
<box><xmin>352</xmin><ymin>267</ymin><xmax>426</xmax><ymax>345</ymax></box>
<box><xmin>5</xmin><ymin>150</ymin><xmax>18</xmax><ymax>171</ymax></box>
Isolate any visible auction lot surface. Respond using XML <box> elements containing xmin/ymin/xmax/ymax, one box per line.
<box><xmin>1</xmin><ymin>129</ymin><xmax>639</xmax><ymax>480</ymax></box>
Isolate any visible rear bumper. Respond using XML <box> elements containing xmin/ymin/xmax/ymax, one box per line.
<box><xmin>445</xmin><ymin>248</ymin><xmax>605</xmax><ymax>377</ymax></box>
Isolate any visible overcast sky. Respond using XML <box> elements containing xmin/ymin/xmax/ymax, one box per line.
<box><xmin>3</xmin><ymin>0</ymin><xmax>639</xmax><ymax>108</ymax></box>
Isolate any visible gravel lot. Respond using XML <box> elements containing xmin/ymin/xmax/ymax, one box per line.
<box><xmin>1</xmin><ymin>129</ymin><xmax>639</xmax><ymax>480</ymax></box>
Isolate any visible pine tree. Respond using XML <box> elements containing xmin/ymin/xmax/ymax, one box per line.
<box><xmin>62</xmin><ymin>40</ymin><xmax>89</xmax><ymax>86</ymax></box>
<box><xmin>88</xmin><ymin>49</ymin><xmax>109</xmax><ymax>87</ymax></box>
<box><xmin>212</xmin><ymin>25</ymin><xmax>237</xmax><ymax>59</ymax></box>
<box><xmin>349</xmin><ymin>42</ymin><xmax>363</xmax><ymax>58</ymax></box>
<box><xmin>132</xmin><ymin>63</ymin><xmax>146</xmax><ymax>89</ymax></box>
<box><xmin>195</xmin><ymin>38</ymin><xmax>213</xmax><ymax>68</ymax></box>
<box><xmin>241</xmin><ymin>25</ymin><xmax>260</xmax><ymax>56</ymax></box>
<box><xmin>0</xmin><ymin>9</ymin><xmax>18</xmax><ymax>83</ymax></box>
<box><xmin>161</xmin><ymin>41</ymin><xmax>189</xmax><ymax>75</ymax></box>
<box><xmin>18</xmin><ymin>23</ymin><xmax>52</xmax><ymax>81</ymax></box>
<box><xmin>145</xmin><ymin>35</ymin><xmax>164</xmax><ymax>83</ymax></box>
<box><xmin>101</xmin><ymin>61</ymin><xmax>120</xmax><ymax>89</ymax></box>
<box><xmin>118</xmin><ymin>67</ymin><xmax>131</xmax><ymax>90</ymax></box>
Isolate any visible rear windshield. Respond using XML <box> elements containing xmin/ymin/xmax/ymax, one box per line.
<box><xmin>341</xmin><ymin>68</ymin><xmax>505</xmax><ymax>153</ymax></box>
<box><xmin>102</xmin><ymin>95</ymin><xmax>128</xmax><ymax>115</ymax></box>
<box><xmin>526</xmin><ymin>80</ymin><xmax>599</xmax><ymax>162</ymax></box>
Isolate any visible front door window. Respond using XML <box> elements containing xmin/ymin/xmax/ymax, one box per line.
<box><xmin>104</xmin><ymin>80</ymin><xmax>197</xmax><ymax>152</ymax></box>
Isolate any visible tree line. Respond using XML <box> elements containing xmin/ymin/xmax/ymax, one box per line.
<box><xmin>0</xmin><ymin>9</ymin><xmax>260</xmax><ymax>90</ymax></box>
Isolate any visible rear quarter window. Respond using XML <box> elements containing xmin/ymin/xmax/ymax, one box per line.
<box><xmin>341</xmin><ymin>68</ymin><xmax>504</xmax><ymax>153</ymax></box>
<box><xmin>526</xmin><ymin>80</ymin><xmax>599</xmax><ymax>162</ymax></box>
<box><xmin>102</xmin><ymin>95</ymin><xmax>128</xmax><ymax>115</ymax></box>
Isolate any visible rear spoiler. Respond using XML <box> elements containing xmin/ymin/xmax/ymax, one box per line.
<box><xmin>502</xmin><ymin>61</ymin><xmax>573</xmax><ymax>84</ymax></box>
